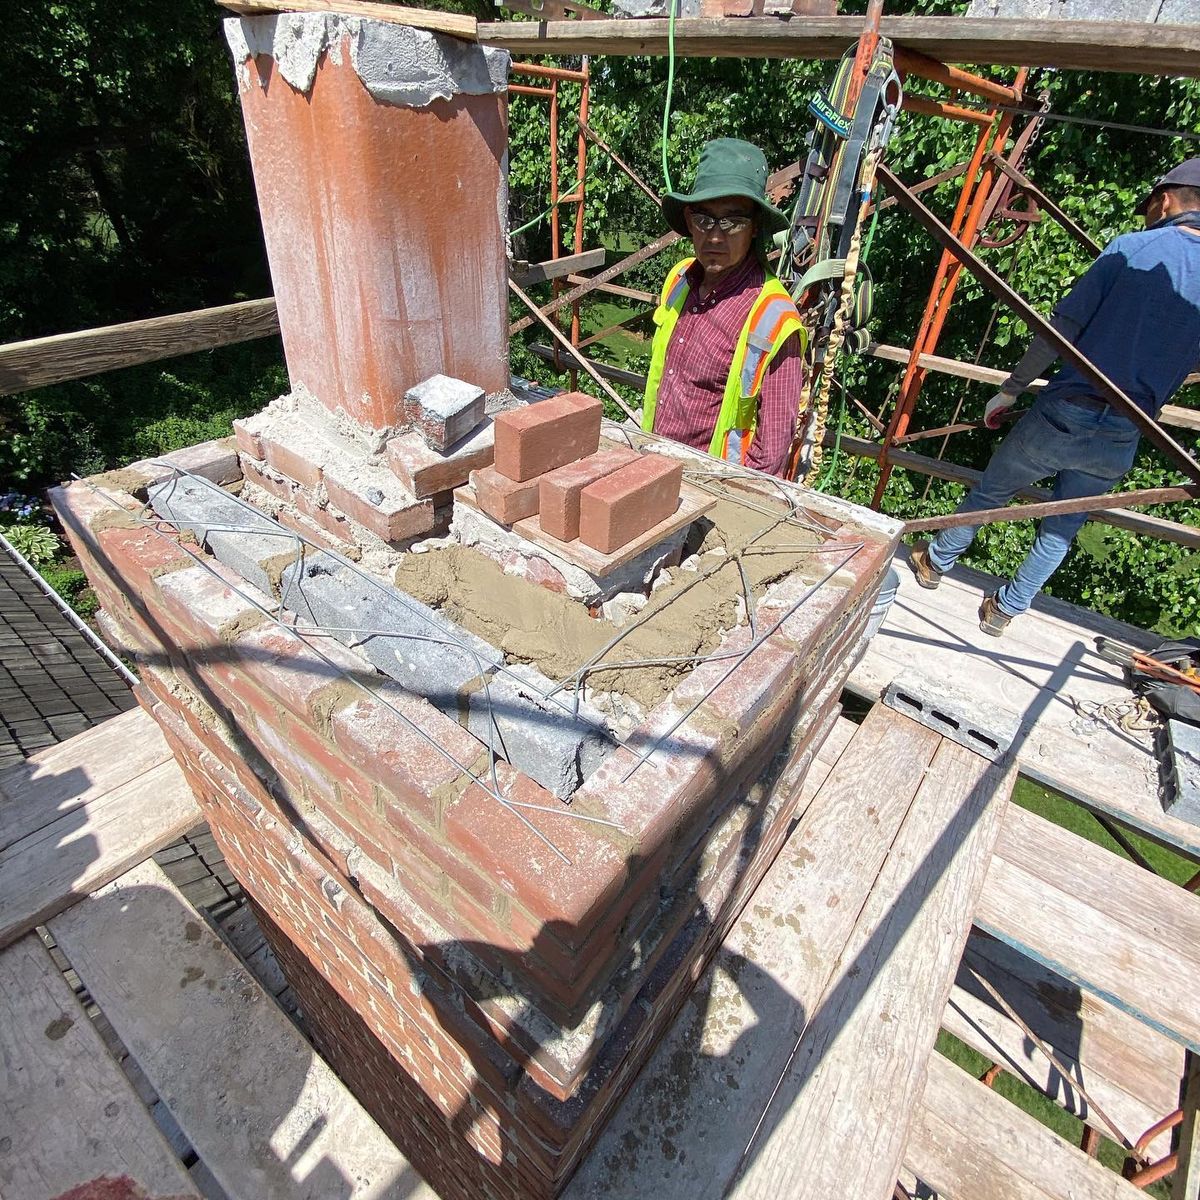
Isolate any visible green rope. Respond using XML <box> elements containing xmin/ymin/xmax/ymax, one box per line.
<box><xmin>510</xmin><ymin>167</ymin><xmax>592</xmax><ymax>239</ymax></box>
<box><xmin>816</xmin><ymin>186</ymin><xmax>881</xmax><ymax>493</ymax></box>
<box><xmin>661</xmin><ymin>0</ymin><xmax>677</xmax><ymax>193</ymax></box>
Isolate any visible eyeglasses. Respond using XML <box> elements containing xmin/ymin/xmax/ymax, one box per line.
<box><xmin>687</xmin><ymin>210</ymin><xmax>756</xmax><ymax>235</ymax></box>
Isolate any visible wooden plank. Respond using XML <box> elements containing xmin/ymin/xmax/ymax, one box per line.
<box><xmin>219</xmin><ymin>0</ymin><xmax>478</xmax><ymax>39</ymax></box>
<box><xmin>944</xmin><ymin>931</ymin><xmax>1183</xmax><ymax>1158</ymax></box>
<box><xmin>478</xmin><ymin>16</ymin><xmax>1200</xmax><ymax>76</ymax></box>
<box><xmin>730</xmin><ymin>739</ymin><xmax>1016</xmax><ymax>1200</ymax></box>
<box><xmin>905</xmin><ymin>1051</ymin><xmax>1145</xmax><ymax>1199</ymax></box>
<box><xmin>0</xmin><ymin>753</ymin><xmax>200</xmax><ymax>948</ymax></box>
<box><xmin>866</xmin><ymin>342</ymin><xmax>1200</xmax><ymax>434</ymax></box>
<box><xmin>799</xmin><ymin>711</ymin><xmax>856</xmax><ymax>804</ymax></box>
<box><xmin>978</xmin><ymin>802</ymin><xmax>1200</xmax><ymax>1052</ymax></box>
<box><xmin>0</xmin><ymin>298</ymin><xmax>278</xmax><ymax>396</ymax></box>
<box><xmin>510</xmin><ymin>248</ymin><xmax>606</xmax><ymax>286</ymax></box>
<box><xmin>48</xmin><ymin>859</ymin><xmax>427</xmax><ymax>1200</ymax></box>
<box><xmin>837</xmin><ymin>432</ymin><xmax>1200</xmax><ymax>549</ymax></box>
<box><xmin>0</xmin><ymin>934</ymin><xmax>201</xmax><ymax>1200</ymax></box>
<box><xmin>567</xmin><ymin>705</ymin><xmax>943</xmax><ymax>1197</ymax></box>
<box><xmin>0</xmin><ymin>707</ymin><xmax>171</xmax><ymax>851</ymax></box>
<box><xmin>849</xmin><ymin>547</ymin><xmax>1200</xmax><ymax>860</ymax></box>
<box><xmin>565</xmin><ymin>275</ymin><xmax>656</xmax><ymax>305</ymax></box>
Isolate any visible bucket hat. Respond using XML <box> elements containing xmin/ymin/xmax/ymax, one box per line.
<box><xmin>661</xmin><ymin>138</ymin><xmax>789</xmax><ymax>237</ymax></box>
<box><xmin>1137</xmin><ymin>157</ymin><xmax>1200</xmax><ymax>215</ymax></box>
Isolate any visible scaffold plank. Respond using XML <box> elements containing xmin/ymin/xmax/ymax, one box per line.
<box><xmin>0</xmin><ymin>933</ymin><xmax>201</xmax><ymax>1200</ymax></box>
<box><xmin>48</xmin><ymin>859</ymin><xmax>426</xmax><ymax>1200</ymax></box>
<box><xmin>904</xmin><ymin>1050</ymin><xmax>1145</xmax><ymax>1199</ymax></box>
<box><xmin>979</xmin><ymin>803</ymin><xmax>1200</xmax><ymax>1052</ymax></box>
<box><xmin>728</xmin><ymin>738</ymin><xmax>1015</xmax><ymax>1199</ymax></box>
<box><xmin>849</xmin><ymin>546</ymin><xmax>1200</xmax><ymax>860</ymax></box>
<box><xmin>567</xmin><ymin>704</ymin><xmax>944</xmax><ymax>1196</ymax></box>
<box><xmin>479</xmin><ymin>16</ymin><xmax>1200</xmax><ymax>77</ymax></box>
<box><xmin>0</xmin><ymin>712</ymin><xmax>200</xmax><ymax>949</ymax></box>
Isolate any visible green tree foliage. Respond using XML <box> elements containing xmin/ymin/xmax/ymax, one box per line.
<box><xmin>0</xmin><ymin>1</ymin><xmax>277</xmax><ymax>485</ymax></box>
<box><xmin>2</xmin><ymin>0</ymin><xmax>1198</xmax><ymax>632</ymax></box>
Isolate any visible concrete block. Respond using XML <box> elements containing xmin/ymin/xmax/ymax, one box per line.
<box><xmin>882</xmin><ymin>673</ymin><xmax>1018</xmax><ymax>763</ymax></box>
<box><xmin>280</xmin><ymin>552</ymin><xmax>502</xmax><ymax>717</ymax></box>
<box><xmin>404</xmin><ymin>374</ymin><xmax>486</xmax><ymax>451</ymax></box>
<box><xmin>148</xmin><ymin>473</ymin><xmax>298</xmax><ymax>598</ymax></box>
<box><xmin>467</xmin><ymin>663</ymin><xmax>612</xmax><ymax>800</ymax></box>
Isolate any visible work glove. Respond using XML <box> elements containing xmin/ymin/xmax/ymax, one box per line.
<box><xmin>984</xmin><ymin>387</ymin><xmax>1020</xmax><ymax>431</ymax></box>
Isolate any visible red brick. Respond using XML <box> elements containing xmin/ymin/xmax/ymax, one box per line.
<box><xmin>233</xmin><ymin>418</ymin><xmax>265</xmax><ymax>461</ymax></box>
<box><xmin>330</xmin><ymin>681</ymin><xmax>486</xmax><ymax>822</ymax></box>
<box><xmin>492</xmin><ymin>393</ymin><xmax>602</xmax><ymax>482</ymax></box>
<box><xmin>537</xmin><ymin>448</ymin><xmax>638</xmax><ymax>542</ymax></box>
<box><xmin>578</xmin><ymin>454</ymin><xmax>683</xmax><ymax>555</ymax></box>
<box><xmin>321</xmin><ymin>473</ymin><xmax>435</xmax><ymax>544</ymax></box>
<box><xmin>471</xmin><ymin>466</ymin><xmax>541</xmax><ymax>526</ymax></box>
<box><xmin>261</xmin><ymin>430</ymin><xmax>324</xmax><ymax>489</ymax></box>
<box><xmin>386</xmin><ymin>424</ymin><xmax>495</xmax><ymax>499</ymax></box>
<box><xmin>444</xmin><ymin>763</ymin><xmax>632</xmax><ymax>937</ymax></box>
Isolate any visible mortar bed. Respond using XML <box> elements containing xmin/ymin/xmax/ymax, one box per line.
<box><xmin>393</xmin><ymin>489</ymin><xmax>828</xmax><ymax>716</ymax></box>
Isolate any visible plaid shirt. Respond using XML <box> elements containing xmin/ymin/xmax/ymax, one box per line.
<box><xmin>652</xmin><ymin>255</ymin><xmax>805</xmax><ymax>477</ymax></box>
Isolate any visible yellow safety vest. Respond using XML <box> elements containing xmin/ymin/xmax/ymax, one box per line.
<box><xmin>642</xmin><ymin>257</ymin><xmax>806</xmax><ymax>465</ymax></box>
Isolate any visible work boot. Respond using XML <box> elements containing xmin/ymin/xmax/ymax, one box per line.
<box><xmin>979</xmin><ymin>593</ymin><xmax>1014</xmax><ymax>638</ymax></box>
<box><xmin>909</xmin><ymin>540</ymin><xmax>943</xmax><ymax>590</ymax></box>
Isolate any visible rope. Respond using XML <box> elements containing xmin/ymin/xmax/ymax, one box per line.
<box><xmin>661</xmin><ymin>0</ymin><xmax>678</xmax><ymax>193</ymax></box>
<box><xmin>808</xmin><ymin>144</ymin><xmax>883</xmax><ymax>479</ymax></box>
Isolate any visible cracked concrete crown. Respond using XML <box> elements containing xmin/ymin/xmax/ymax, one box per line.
<box><xmin>224</xmin><ymin>13</ymin><xmax>510</xmax><ymax>106</ymax></box>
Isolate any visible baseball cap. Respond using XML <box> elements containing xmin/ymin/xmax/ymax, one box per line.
<box><xmin>1137</xmin><ymin>157</ymin><xmax>1200</xmax><ymax>215</ymax></box>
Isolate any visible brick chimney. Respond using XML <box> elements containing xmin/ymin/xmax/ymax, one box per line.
<box><xmin>226</xmin><ymin>13</ymin><xmax>511</xmax><ymax>433</ymax></box>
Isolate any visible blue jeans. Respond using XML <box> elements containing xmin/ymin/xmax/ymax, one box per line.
<box><xmin>928</xmin><ymin>394</ymin><xmax>1141</xmax><ymax>615</ymax></box>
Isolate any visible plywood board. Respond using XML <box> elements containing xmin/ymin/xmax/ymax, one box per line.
<box><xmin>49</xmin><ymin>859</ymin><xmax>430</xmax><ymax>1200</ymax></box>
<box><xmin>0</xmin><ymin>732</ymin><xmax>200</xmax><ymax>948</ymax></box>
<box><xmin>729</xmin><ymin>739</ymin><xmax>1016</xmax><ymax>1199</ymax></box>
<box><xmin>850</xmin><ymin>545</ymin><xmax>1200</xmax><ymax>860</ymax></box>
<box><xmin>0</xmin><ymin>706</ymin><xmax>170</xmax><ymax>851</ymax></box>
<box><xmin>0</xmin><ymin>933</ymin><xmax>200</xmax><ymax>1199</ymax></box>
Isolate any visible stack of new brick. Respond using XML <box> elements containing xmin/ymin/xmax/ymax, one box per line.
<box><xmin>471</xmin><ymin>392</ymin><xmax>684</xmax><ymax>555</ymax></box>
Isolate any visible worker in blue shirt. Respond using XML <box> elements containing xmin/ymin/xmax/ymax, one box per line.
<box><xmin>910</xmin><ymin>158</ymin><xmax>1200</xmax><ymax>636</ymax></box>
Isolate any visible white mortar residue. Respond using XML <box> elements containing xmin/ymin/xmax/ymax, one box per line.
<box><xmin>223</xmin><ymin>13</ymin><xmax>510</xmax><ymax>106</ymax></box>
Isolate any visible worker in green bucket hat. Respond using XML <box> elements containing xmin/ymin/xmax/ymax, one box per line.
<box><xmin>643</xmin><ymin>138</ymin><xmax>807</xmax><ymax>478</ymax></box>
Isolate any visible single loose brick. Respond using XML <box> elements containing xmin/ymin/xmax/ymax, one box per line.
<box><xmin>577</xmin><ymin>454</ymin><xmax>683</xmax><ymax>554</ymax></box>
<box><xmin>537</xmin><ymin>448</ymin><xmax>639</xmax><ymax>543</ymax></box>
<box><xmin>404</xmin><ymin>375</ymin><xmax>486</xmax><ymax>452</ymax></box>
<box><xmin>386</xmin><ymin>421</ymin><xmax>496</xmax><ymax>499</ymax></box>
<box><xmin>471</xmin><ymin>466</ymin><xmax>541</xmax><ymax>525</ymax></box>
<box><xmin>492</xmin><ymin>392</ymin><xmax>602</xmax><ymax>482</ymax></box>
